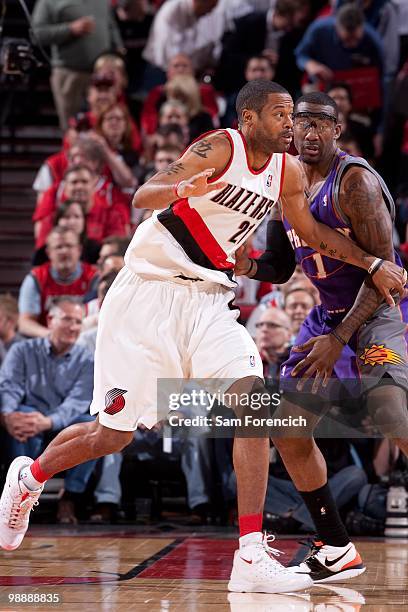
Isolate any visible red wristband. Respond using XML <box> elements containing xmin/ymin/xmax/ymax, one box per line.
<box><xmin>173</xmin><ymin>181</ymin><xmax>182</xmax><ymax>200</ymax></box>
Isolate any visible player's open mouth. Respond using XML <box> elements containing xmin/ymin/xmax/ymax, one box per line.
<box><xmin>281</xmin><ymin>133</ymin><xmax>293</xmax><ymax>142</ymax></box>
<box><xmin>303</xmin><ymin>145</ymin><xmax>320</xmax><ymax>154</ymax></box>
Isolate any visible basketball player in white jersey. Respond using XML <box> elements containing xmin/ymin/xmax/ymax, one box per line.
<box><xmin>0</xmin><ymin>81</ymin><xmax>404</xmax><ymax>594</ymax></box>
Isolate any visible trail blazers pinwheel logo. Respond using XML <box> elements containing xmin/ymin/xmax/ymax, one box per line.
<box><xmin>104</xmin><ymin>388</ymin><xmax>127</xmax><ymax>415</ymax></box>
<box><xmin>360</xmin><ymin>344</ymin><xmax>405</xmax><ymax>367</ymax></box>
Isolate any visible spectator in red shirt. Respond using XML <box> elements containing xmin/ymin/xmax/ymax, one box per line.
<box><xmin>93</xmin><ymin>103</ymin><xmax>139</xmax><ymax>183</ymax></box>
<box><xmin>140</xmin><ymin>53</ymin><xmax>219</xmax><ymax>137</ymax></box>
<box><xmin>18</xmin><ymin>228</ymin><xmax>98</xmax><ymax>338</ymax></box>
<box><xmin>86</xmin><ymin>74</ymin><xmax>142</xmax><ymax>154</ymax></box>
<box><xmin>33</xmin><ymin>200</ymin><xmax>101</xmax><ymax>266</ymax></box>
<box><xmin>62</xmin><ymin>75</ymin><xmax>142</xmax><ymax>155</ymax></box>
<box><xmin>34</xmin><ymin>165</ymin><xmax>130</xmax><ymax>250</ymax></box>
<box><xmin>33</xmin><ymin>136</ymin><xmax>107</xmax><ymax>201</ymax></box>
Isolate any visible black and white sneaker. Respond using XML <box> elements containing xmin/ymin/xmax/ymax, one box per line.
<box><xmin>288</xmin><ymin>540</ymin><xmax>366</xmax><ymax>583</ymax></box>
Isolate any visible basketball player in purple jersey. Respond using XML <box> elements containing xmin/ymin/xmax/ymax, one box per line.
<box><xmin>236</xmin><ymin>91</ymin><xmax>408</xmax><ymax>583</ymax></box>
<box><xmin>0</xmin><ymin>82</ymin><xmax>405</xmax><ymax>594</ymax></box>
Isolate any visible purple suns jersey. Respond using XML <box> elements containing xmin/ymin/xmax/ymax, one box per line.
<box><xmin>281</xmin><ymin>150</ymin><xmax>400</xmax><ymax>310</ymax></box>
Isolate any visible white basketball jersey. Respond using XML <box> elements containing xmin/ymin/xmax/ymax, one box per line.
<box><xmin>125</xmin><ymin>129</ymin><xmax>285</xmax><ymax>287</ymax></box>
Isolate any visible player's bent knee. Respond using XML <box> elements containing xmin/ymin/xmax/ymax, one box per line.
<box><xmin>91</xmin><ymin>423</ymin><xmax>133</xmax><ymax>454</ymax></box>
<box><xmin>272</xmin><ymin>436</ymin><xmax>314</xmax><ymax>456</ymax></box>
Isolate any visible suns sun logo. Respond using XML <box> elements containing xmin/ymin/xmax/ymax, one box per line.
<box><xmin>360</xmin><ymin>345</ymin><xmax>405</xmax><ymax>366</ymax></box>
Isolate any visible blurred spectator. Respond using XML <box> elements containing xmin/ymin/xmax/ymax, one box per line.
<box><xmin>254</xmin><ymin>307</ymin><xmax>292</xmax><ymax>381</ymax></box>
<box><xmin>85</xmin><ymin>241</ymin><xmax>127</xmax><ymax>308</ymax></box>
<box><xmin>34</xmin><ymin>165</ymin><xmax>131</xmax><ymax>251</ymax></box>
<box><xmin>93</xmin><ymin>104</ymin><xmax>139</xmax><ymax>184</ymax></box>
<box><xmin>153</xmin><ymin>143</ymin><xmax>183</xmax><ymax>171</ymax></box>
<box><xmin>99</xmin><ymin>255</ymin><xmax>125</xmax><ymax>277</ymax></box>
<box><xmin>93</xmin><ymin>53</ymin><xmax>129</xmax><ymax>102</ymax></box>
<box><xmin>0</xmin><ymin>295</ymin><xmax>23</xmax><ymax>367</ymax></box>
<box><xmin>381</xmin><ymin>59</ymin><xmax>408</xmax><ymax>196</ymax></box>
<box><xmin>394</xmin><ymin>0</ymin><xmax>408</xmax><ymax>67</ymax></box>
<box><xmin>337</xmin><ymin>0</ymin><xmax>399</xmax><ymax>82</ymax></box>
<box><xmin>165</xmin><ymin>75</ymin><xmax>215</xmax><ymax>141</ymax></box>
<box><xmin>222</xmin><ymin>54</ymin><xmax>275</xmax><ymax>127</ymax></box>
<box><xmin>85</xmin><ymin>76</ymin><xmax>118</xmax><ymax>121</ymax></box>
<box><xmin>143</xmin><ymin>0</ymin><xmax>223</xmax><ymax>78</ymax></box>
<box><xmin>279</xmin><ymin>266</ymin><xmax>320</xmax><ymax>304</ymax></box>
<box><xmin>84</xmin><ymin>74</ymin><xmax>142</xmax><ymax>153</ymax></box>
<box><xmin>0</xmin><ymin>297</ymin><xmax>96</xmax><ymax>523</ymax></box>
<box><xmin>79</xmin><ymin>270</ymin><xmax>119</xmax><ymax>351</ymax></box>
<box><xmin>155</xmin><ymin>123</ymin><xmax>187</xmax><ymax>150</ymax></box>
<box><xmin>32</xmin><ymin>0</ymin><xmax>123</xmax><ymax>130</ymax></box>
<box><xmin>216</xmin><ymin>0</ymin><xmax>305</xmax><ymax>94</ymax></box>
<box><xmin>295</xmin><ymin>4</ymin><xmax>383</xmax><ymax>92</ymax></box>
<box><xmin>96</xmin><ymin>235</ymin><xmax>131</xmax><ymax>269</ymax></box>
<box><xmin>33</xmin><ymin>201</ymin><xmax>101</xmax><ymax>267</ymax></box>
<box><xmin>140</xmin><ymin>54</ymin><xmax>219</xmax><ymax>136</ymax></box>
<box><xmin>158</xmin><ymin>100</ymin><xmax>191</xmax><ymax>143</ymax></box>
<box><xmin>272</xmin><ymin>0</ymin><xmax>314</xmax><ymax>96</ymax></box>
<box><xmin>327</xmin><ymin>81</ymin><xmax>374</xmax><ymax>158</ymax></box>
<box><xmin>337</xmin><ymin>133</ymin><xmax>363</xmax><ymax>156</ymax></box>
<box><xmin>33</xmin><ymin>137</ymin><xmax>106</xmax><ymax>201</ymax></box>
<box><xmin>143</xmin><ymin>143</ymin><xmax>183</xmax><ymax>183</ymax></box>
<box><xmin>223</xmin><ymin>0</ymin><xmax>273</xmax><ymax>23</ymax></box>
<box><xmin>284</xmin><ymin>287</ymin><xmax>316</xmax><ymax>336</ymax></box>
<box><xmin>18</xmin><ymin>228</ymin><xmax>98</xmax><ymax>338</ymax></box>
<box><xmin>114</xmin><ymin>0</ymin><xmax>155</xmax><ymax>93</ymax></box>
<box><xmin>244</xmin><ymin>55</ymin><xmax>276</xmax><ymax>82</ymax></box>
<box><xmin>142</xmin><ymin>123</ymin><xmax>187</xmax><ymax>165</ymax></box>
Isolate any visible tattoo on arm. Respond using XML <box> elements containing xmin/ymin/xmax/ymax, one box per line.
<box><xmin>190</xmin><ymin>139</ymin><xmax>213</xmax><ymax>159</ymax></box>
<box><xmin>156</xmin><ymin>162</ymin><xmax>186</xmax><ymax>176</ymax></box>
<box><xmin>335</xmin><ymin>168</ymin><xmax>396</xmax><ymax>340</ymax></box>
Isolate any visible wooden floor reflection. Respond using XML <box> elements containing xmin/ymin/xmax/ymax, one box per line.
<box><xmin>0</xmin><ymin>528</ymin><xmax>406</xmax><ymax>611</ymax></box>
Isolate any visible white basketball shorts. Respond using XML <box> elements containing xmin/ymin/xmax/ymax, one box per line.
<box><xmin>90</xmin><ymin>266</ymin><xmax>264</xmax><ymax>430</ymax></box>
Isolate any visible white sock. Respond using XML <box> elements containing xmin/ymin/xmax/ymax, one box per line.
<box><xmin>239</xmin><ymin>531</ymin><xmax>263</xmax><ymax>548</ymax></box>
<box><xmin>19</xmin><ymin>466</ymin><xmax>43</xmax><ymax>491</ymax></box>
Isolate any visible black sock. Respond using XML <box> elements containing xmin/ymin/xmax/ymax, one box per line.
<box><xmin>300</xmin><ymin>482</ymin><xmax>350</xmax><ymax>547</ymax></box>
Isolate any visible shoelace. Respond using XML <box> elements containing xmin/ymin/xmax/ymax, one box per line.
<box><xmin>3</xmin><ymin>493</ymin><xmax>39</xmax><ymax>529</ymax></box>
<box><xmin>262</xmin><ymin>533</ymin><xmax>284</xmax><ymax>559</ymax></box>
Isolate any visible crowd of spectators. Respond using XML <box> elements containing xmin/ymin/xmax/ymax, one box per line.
<box><xmin>1</xmin><ymin>0</ymin><xmax>408</xmax><ymax>529</ymax></box>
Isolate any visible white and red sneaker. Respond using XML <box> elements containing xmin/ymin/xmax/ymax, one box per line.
<box><xmin>288</xmin><ymin>541</ymin><xmax>366</xmax><ymax>583</ymax></box>
<box><xmin>228</xmin><ymin>532</ymin><xmax>313</xmax><ymax>594</ymax></box>
<box><xmin>0</xmin><ymin>457</ymin><xmax>44</xmax><ymax>551</ymax></box>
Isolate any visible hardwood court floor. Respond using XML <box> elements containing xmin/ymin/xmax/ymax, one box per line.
<box><xmin>0</xmin><ymin>527</ymin><xmax>406</xmax><ymax>611</ymax></box>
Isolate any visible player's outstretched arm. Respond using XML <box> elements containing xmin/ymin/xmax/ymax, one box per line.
<box><xmin>280</xmin><ymin>154</ymin><xmax>405</xmax><ymax>306</ymax></box>
<box><xmin>132</xmin><ymin>132</ymin><xmax>231</xmax><ymax>210</ymax></box>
